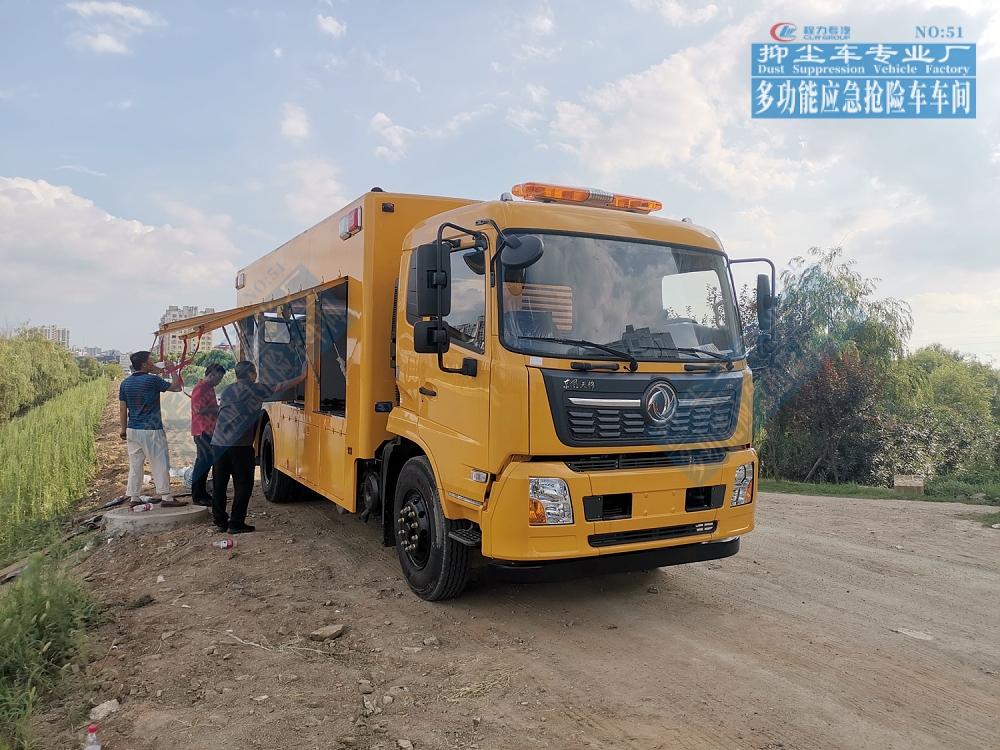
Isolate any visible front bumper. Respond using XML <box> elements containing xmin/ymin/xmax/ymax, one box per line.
<box><xmin>481</xmin><ymin>448</ymin><xmax>756</xmax><ymax>562</ymax></box>
<box><xmin>488</xmin><ymin>537</ymin><xmax>740</xmax><ymax>584</ymax></box>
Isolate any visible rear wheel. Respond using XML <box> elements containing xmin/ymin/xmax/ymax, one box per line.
<box><xmin>260</xmin><ymin>422</ymin><xmax>300</xmax><ymax>503</ymax></box>
<box><xmin>393</xmin><ymin>457</ymin><xmax>470</xmax><ymax>601</ymax></box>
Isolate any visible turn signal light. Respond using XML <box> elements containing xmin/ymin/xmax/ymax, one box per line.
<box><xmin>511</xmin><ymin>182</ymin><xmax>662</xmax><ymax>214</ymax></box>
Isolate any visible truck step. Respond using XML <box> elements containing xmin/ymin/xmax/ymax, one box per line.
<box><xmin>448</xmin><ymin>527</ymin><xmax>483</xmax><ymax>547</ymax></box>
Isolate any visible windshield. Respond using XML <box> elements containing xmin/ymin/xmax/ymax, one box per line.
<box><xmin>499</xmin><ymin>233</ymin><xmax>744</xmax><ymax>362</ymax></box>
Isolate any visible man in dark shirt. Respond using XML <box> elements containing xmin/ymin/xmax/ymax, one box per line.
<box><xmin>210</xmin><ymin>361</ymin><xmax>306</xmax><ymax>533</ymax></box>
<box><xmin>190</xmin><ymin>363</ymin><xmax>226</xmax><ymax>506</ymax></box>
<box><xmin>119</xmin><ymin>351</ymin><xmax>185</xmax><ymax>506</ymax></box>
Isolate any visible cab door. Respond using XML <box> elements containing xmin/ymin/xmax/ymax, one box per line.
<box><xmin>415</xmin><ymin>249</ymin><xmax>491</xmax><ymax>506</ymax></box>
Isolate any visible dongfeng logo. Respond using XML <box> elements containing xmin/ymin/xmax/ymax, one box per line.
<box><xmin>643</xmin><ymin>381</ymin><xmax>678</xmax><ymax>428</ymax></box>
<box><xmin>770</xmin><ymin>22</ymin><xmax>797</xmax><ymax>42</ymax></box>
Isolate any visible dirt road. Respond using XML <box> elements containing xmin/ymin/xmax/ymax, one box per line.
<box><xmin>39</xmin><ymin>429</ymin><xmax>1000</xmax><ymax>750</ymax></box>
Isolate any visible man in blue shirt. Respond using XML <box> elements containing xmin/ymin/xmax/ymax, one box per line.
<box><xmin>119</xmin><ymin>351</ymin><xmax>186</xmax><ymax>506</ymax></box>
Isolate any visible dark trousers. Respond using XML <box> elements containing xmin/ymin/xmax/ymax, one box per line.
<box><xmin>212</xmin><ymin>445</ymin><xmax>256</xmax><ymax>528</ymax></box>
<box><xmin>192</xmin><ymin>432</ymin><xmax>217</xmax><ymax>503</ymax></box>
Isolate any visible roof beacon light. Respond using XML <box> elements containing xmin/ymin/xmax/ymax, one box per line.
<box><xmin>511</xmin><ymin>182</ymin><xmax>662</xmax><ymax>214</ymax></box>
<box><xmin>338</xmin><ymin>206</ymin><xmax>362</xmax><ymax>240</ymax></box>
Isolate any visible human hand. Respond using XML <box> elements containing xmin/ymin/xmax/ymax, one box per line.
<box><xmin>120</xmin><ymin>429</ymin><xmax>127</xmax><ymax>440</ymax></box>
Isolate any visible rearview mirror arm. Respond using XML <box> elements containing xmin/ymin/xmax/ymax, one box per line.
<box><xmin>727</xmin><ymin>256</ymin><xmax>777</xmax><ymax>300</ymax></box>
<box><xmin>434</xmin><ymin>222</ymin><xmax>485</xmax><ymax>377</ymax></box>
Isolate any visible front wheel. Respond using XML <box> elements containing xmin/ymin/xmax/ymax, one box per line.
<box><xmin>260</xmin><ymin>422</ymin><xmax>300</xmax><ymax>503</ymax></box>
<box><xmin>393</xmin><ymin>457</ymin><xmax>470</xmax><ymax>601</ymax></box>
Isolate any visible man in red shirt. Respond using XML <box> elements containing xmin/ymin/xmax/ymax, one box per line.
<box><xmin>190</xmin><ymin>363</ymin><xmax>226</xmax><ymax>506</ymax></box>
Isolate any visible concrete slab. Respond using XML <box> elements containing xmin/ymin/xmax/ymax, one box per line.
<box><xmin>103</xmin><ymin>504</ymin><xmax>209</xmax><ymax>536</ymax></box>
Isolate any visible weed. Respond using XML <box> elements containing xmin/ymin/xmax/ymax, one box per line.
<box><xmin>0</xmin><ymin>379</ymin><xmax>110</xmax><ymax>567</ymax></box>
<box><xmin>0</xmin><ymin>555</ymin><xmax>100</xmax><ymax>749</ymax></box>
<box><xmin>758</xmin><ymin>479</ymin><xmax>903</xmax><ymax>500</ymax></box>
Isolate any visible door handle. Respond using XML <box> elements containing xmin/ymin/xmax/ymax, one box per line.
<box><xmin>419</xmin><ymin>386</ymin><xmax>437</xmax><ymax>397</ymax></box>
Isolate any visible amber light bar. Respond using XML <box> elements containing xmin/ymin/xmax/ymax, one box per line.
<box><xmin>511</xmin><ymin>182</ymin><xmax>662</xmax><ymax>214</ymax></box>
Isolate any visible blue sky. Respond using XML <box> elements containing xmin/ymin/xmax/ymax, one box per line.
<box><xmin>1</xmin><ymin>0</ymin><xmax>999</xmax><ymax>361</ymax></box>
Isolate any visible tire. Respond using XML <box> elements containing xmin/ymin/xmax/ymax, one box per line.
<box><xmin>259</xmin><ymin>422</ymin><xmax>300</xmax><ymax>503</ymax></box>
<box><xmin>393</xmin><ymin>457</ymin><xmax>470</xmax><ymax>601</ymax></box>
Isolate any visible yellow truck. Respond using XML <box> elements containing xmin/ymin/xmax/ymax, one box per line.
<box><xmin>158</xmin><ymin>182</ymin><xmax>777</xmax><ymax>600</ymax></box>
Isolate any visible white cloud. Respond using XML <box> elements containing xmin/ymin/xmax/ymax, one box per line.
<box><xmin>549</xmin><ymin>18</ymin><xmax>800</xmax><ymax>198</ymax></box>
<box><xmin>281</xmin><ymin>104</ymin><xmax>310</xmax><ymax>140</ymax></box>
<box><xmin>506</xmin><ymin>106</ymin><xmax>544</xmax><ymax>134</ymax></box>
<box><xmin>527</xmin><ymin>9</ymin><xmax>555</xmax><ymax>35</ymax></box>
<box><xmin>58</xmin><ymin>165</ymin><xmax>108</xmax><ymax>177</ymax></box>
<box><xmin>369</xmin><ymin>105</ymin><xmax>496</xmax><ymax>162</ymax></box>
<box><xmin>517</xmin><ymin>43</ymin><xmax>560</xmax><ymax>60</ymax></box>
<box><xmin>273</xmin><ymin>47</ymin><xmax>283</xmax><ymax>58</ymax></box>
<box><xmin>66</xmin><ymin>1</ymin><xmax>164</xmax><ymax>54</ymax></box>
<box><xmin>366</xmin><ymin>54</ymin><xmax>421</xmax><ymax>92</ymax></box>
<box><xmin>370</xmin><ymin>113</ymin><xmax>416</xmax><ymax>163</ymax></box>
<box><xmin>526</xmin><ymin>84</ymin><xmax>548</xmax><ymax>105</ymax></box>
<box><xmin>283</xmin><ymin>160</ymin><xmax>348</xmax><ymax>225</ymax></box>
<box><xmin>115</xmin><ymin>99</ymin><xmax>132</xmax><ymax>109</ymax></box>
<box><xmin>317</xmin><ymin>14</ymin><xmax>346</xmax><ymax>38</ymax></box>
<box><xmin>628</xmin><ymin>0</ymin><xmax>718</xmax><ymax>26</ymax></box>
<box><xmin>0</xmin><ymin>177</ymin><xmax>238</xmax><ymax>344</ymax></box>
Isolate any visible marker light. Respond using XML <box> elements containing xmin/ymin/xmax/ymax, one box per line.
<box><xmin>511</xmin><ymin>182</ymin><xmax>662</xmax><ymax>214</ymax></box>
<box><xmin>339</xmin><ymin>206</ymin><xmax>362</xmax><ymax>240</ymax></box>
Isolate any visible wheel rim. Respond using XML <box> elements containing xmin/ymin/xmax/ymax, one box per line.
<box><xmin>397</xmin><ymin>488</ymin><xmax>431</xmax><ymax>570</ymax></box>
<box><xmin>261</xmin><ymin>433</ymin><xmax>274</xmax><ymax>488</ymax></box>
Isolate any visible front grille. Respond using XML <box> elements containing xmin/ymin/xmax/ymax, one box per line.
<box><xmin>588</xmin><ymin>521</ymin><xmax>717</xmax><ymax>548</ymax></box>
<box><xmin>543</xmin><ymin>369</ymin><xmax>743</xmax><ymax>448</ymax></box>
<box><xmin>565</xmin><ymin>448</ymin><xmax>729</xmax><ymax>473</ymax></box>
<box><xmin>567</xmin><ymin>397</ymin><xmax>736</xmax><ymax>443</ymax></box>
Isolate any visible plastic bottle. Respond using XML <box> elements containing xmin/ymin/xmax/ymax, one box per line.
<box><xmin>83</xmin><ymin>724</ymin><xmax>101</xmax><ymax>750</ymax></box>
<box><xmin>210</xmin><ymin>539</ymin><xmax>235</xmax><ymax>549</ymax></box>
<box><xmin>130</xmin><ymin>503</ymin><xmax>153</xmax><ymax>513</ymax></box>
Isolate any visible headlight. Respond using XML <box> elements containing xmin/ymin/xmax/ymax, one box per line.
<box><xmin>528</xmin><ymin>477</ymin><xmax>574</xmax><ymax>525</ymax></box>
<box><xmin>731</xmin><ymin>462</ymin><xmax>754</xmax><ymax>507</ymax></box>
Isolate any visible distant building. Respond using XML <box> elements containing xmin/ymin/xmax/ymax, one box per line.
<box><xmin>158</xmin><ymin>306</ymin><xmax>214</xmax><ymax>355</ymax></box>
<box><xmin>36</xmin><ymin>325</ymin><xmax>71</xmax><ymax>348</ymax></box>
<box><xmin>119</xmin><ymin>352</ymin><xmax>132</xmax><ymax>374</ymax></box>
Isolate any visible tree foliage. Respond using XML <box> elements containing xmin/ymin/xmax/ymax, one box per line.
<box><xmin>0</xmin><ymin>331</ymin><xmax>81</xmax><ymax>422</ymax></box>
<box><xmin>752</xmin><ymin>246</ymin><xmax>1000</xmax><ymax>487</ymax></box>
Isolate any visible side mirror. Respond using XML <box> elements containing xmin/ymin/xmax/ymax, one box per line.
<box><xmin>500</xmin><ymin>234</ymin><xmax>544</xmax><ymax>270</ymax></box>
<box><xmin>756</xmin><ymin>273</ymin><xmax>776</xmax><ymax>332</ymax></box>
<box><xmin>413</xmin><ymin>320</ymin><xmax>450</xmax><ymax>354</ymax></box>
<box><xmin>414</xmin><ymin>241</ymin><xmax>451</xmax><ymax>318</ymax></box>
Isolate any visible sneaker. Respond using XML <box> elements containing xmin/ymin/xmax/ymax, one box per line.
<box><xmin>140</xmin><ymin>495</ymin><xmax>161</xmax><ymax>504</ymax></box>
<box><xmin>215</xmin><ymin>524</ymin><xmax>229</xmax><ymax>533</ymax></box>
<box><xmin>228</xmin><ymin>523</ymin><xmax>256</xmax><ymax>534</ymax></box>
<box><xmin>160</xmin><ymin>499</ymin><xmax>188</xmax><ymax>507</ymax></box>
<box><xmin>192</xmin><ymin>498</ymin><xmax>212</xmax><ymax>507</ymax></box>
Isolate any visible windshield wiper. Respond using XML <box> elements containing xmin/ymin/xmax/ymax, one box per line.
<box><xmin>519</xmin><ymin>336</ymin><xmax>638</xmax><ymax>372</ymax></box>
<box><xmin>623</xmin><ymin>341</ymin><xmax>735</xmax><ymax>371</ymax></box>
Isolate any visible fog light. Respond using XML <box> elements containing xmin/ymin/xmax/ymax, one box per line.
<box><xmin>731</xmin><ymin>462</ymin><xmax>754</xmax><ymax>507</ymax></box>
<box><xmin>529</xmin><ymin>478</ymin><xmax>574</xmax><ymax>525</ymax></box>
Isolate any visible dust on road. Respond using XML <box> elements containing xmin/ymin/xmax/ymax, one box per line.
<box><xmin>40</xmin><ymin>435</ymin><xmax>1000</xmax><ymax>750</ymax></box>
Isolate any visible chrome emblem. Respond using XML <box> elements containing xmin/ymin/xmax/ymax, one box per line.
<box><xmin>643</xmin><ymin>381</ymin><xmax>677</xmax><ymax>427</ymax></box>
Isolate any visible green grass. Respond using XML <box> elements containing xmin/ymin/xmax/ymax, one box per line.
<box><xmin>963</xmin><ymin>509</ymin><xmax>1000</xmax><ymax>528</ymax></box>
<box><xmin>0</xmin><ymin>379</ymin><xmax>110</xmax><ymax>568</ymax></box>
<box><xmin>0</xmin><ymin>554</ymin><xmax>100</xmax><ymax>750</ymax></box>
<box><xmin>758</xmin><ymin>478</ymin><xmax>903</xmax><ymax>499</ymax></box>
<box><xmin>759</xmin><ymin>477</ymin><xmax>1000</xmax><ymax>505</ymax></box>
